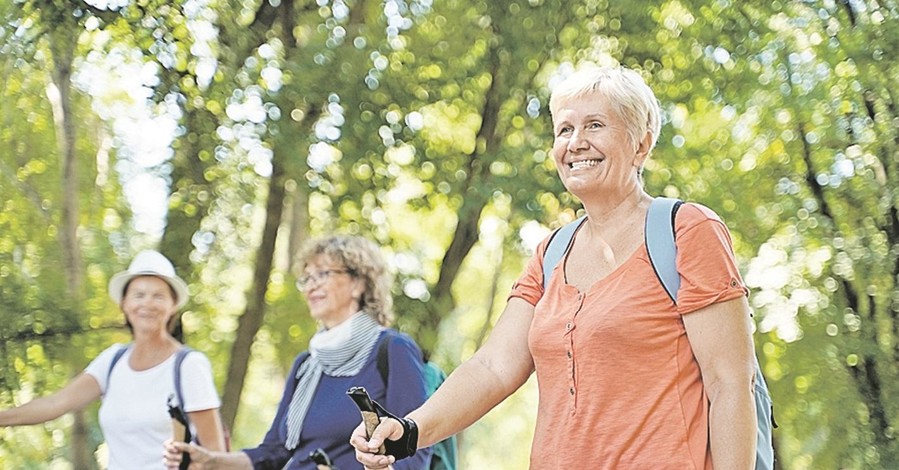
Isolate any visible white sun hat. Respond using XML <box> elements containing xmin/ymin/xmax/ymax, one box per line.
<box><xmin>108</xmin><ymin>250</ymin><xmax>189</xmax><ymax>309</ymax></box>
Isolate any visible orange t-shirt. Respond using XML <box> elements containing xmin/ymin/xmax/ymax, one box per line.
<box><xmin>510</xmin><ymin>203</ymin><xmax>748</xmax><ymax>469</ymax></box>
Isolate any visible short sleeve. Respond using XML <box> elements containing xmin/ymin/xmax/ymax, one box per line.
<box><xmin>674</xmin><ymin>203</ymin><xmax>749</xmax><ymax>315</ymax></box>
<box><xmin>508</xmin><ymin>236</ymin><xmax>551</xmax><ymax>306</ymax></box>
<box><xmin>179</xmin><ymin>352</ymin><xmax>222</xmax><ymax>412</ymax></box>
<box><xmin>83</xmin><ymin>343</ymin><xmax>128</xmax><ymax>395</ymax></box>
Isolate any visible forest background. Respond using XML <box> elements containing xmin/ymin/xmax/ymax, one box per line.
<box><xmin>2</xmin><ymin>0</ymin><xmax>898</xmax><ymax>468</ymax></box>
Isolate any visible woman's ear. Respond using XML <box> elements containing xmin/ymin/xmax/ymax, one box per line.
<box><xmin>634</xmin><ymin>131</ymin><xmax>653</xmax><ymax>167</ymax></box>
<box><xmin>352</xmin><ymin>279</ymin><xmax>365</xmax><ymax>302</ymax></box>
<box><xmin>167</xmin><ymin>313</ymin><xmax>181</xmax><ymax>336</ymax></box>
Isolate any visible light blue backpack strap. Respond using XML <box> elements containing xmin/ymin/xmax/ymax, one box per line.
<box><xmin>645</xmin><ymin>197</ymin><xmax>683</xmax><ymax>303</ymax></box>
<box><xmin>754</xmin><ymin>359</ymin><xmax>775</xmax><ymax>470</ymax></box>
<box><xmin>542</xmin><ymin>216</ymin><xmax>587</xmax><ymax>291</ymax></box>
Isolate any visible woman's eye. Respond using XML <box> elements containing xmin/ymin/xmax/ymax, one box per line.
<box><xmin>588</xmin><ymin>121</ymin><xmax>602</xmax><ymax>129</ymax></box>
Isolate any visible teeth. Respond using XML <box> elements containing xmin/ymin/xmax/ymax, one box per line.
<box><xmin>570</xmin><ymin>159</ymin><xmax>601</xmax><ymax>170</ymax></box>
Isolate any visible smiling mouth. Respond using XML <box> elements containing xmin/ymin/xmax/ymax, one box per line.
<box><xmin>569</xmin><ymin>159</ymin><xmax>603</xmax><ymax>170</ymax></box>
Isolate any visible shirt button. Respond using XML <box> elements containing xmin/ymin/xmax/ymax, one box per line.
<box><xmin>569</xmin><ymin>387</ymin><xmax>575</xmax><ymax>395</ymax></box>
<box><xmin>567</xmin><ymin>351</ymin><xmax>572</xmax><ymax>358</ymax></box>
<box><xmin>566</xmin><ymin>322</ymin><xmax>572</xmax><ymax>330</ymax></box>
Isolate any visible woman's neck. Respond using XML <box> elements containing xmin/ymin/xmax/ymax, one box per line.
<box><xmin>132</xmin><ymin>332</ymin><xmax>179</xmax><ymax>352</ymax></box>
<box><xmin>583</xmin><ymin>186</ymin><xmax>651</xmax><ymax>226</ymax></box>
<box><xmin>128</xmin><ymin>333</ymin><xmax>180</xmax><ymax>370</ymax></box>
<box><xmin>321</xmin><ymin>307</ymin><xmax>361</xmax><ymax>330</ymax></box>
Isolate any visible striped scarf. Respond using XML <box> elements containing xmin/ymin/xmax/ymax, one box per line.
<box><xmin>284</xmin><ymin>312</ymin><xmax>383</xmax><ymax>450</ymax></box>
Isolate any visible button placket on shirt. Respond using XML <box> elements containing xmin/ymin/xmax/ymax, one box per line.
<box><xmin>565</xmin><ymin>292</ymin><xmax>586</xmax><ymax>414</ymax></box>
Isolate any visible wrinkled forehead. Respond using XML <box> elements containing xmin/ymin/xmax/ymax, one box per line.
<box><xmin>303</xmin><ymin>254</ymin><xmax>342</xmax><ymax>271</ymax></box>
<box><xmin>123</xmin><ymin>275</ymin><xmax>176</xmax><ymax>297</ymax></box>
<box><xmin>551</xmin><ymin>90</ymin><xmax>618</xmax><ymax>124</ymax></box>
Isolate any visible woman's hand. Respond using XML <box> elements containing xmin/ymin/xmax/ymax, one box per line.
<box><xmin>163</xmin><ymin>439</ymin><xmax>252</xmax><ymax>470</ymax></box>
<box><xmin>349</xmin><ymin>419</ymin><xmax>403</xmax><ymax>469</ymax></box>
<box><xmin>163</xmin><ymin>439</ymin><xmax>211</xmax><ymax>469</ymax></box>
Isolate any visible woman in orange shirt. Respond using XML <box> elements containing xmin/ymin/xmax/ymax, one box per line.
<box><xmin>351</xmin><ymin>65</ymin><xmax>758</xmax><ymax>469</ymax></box>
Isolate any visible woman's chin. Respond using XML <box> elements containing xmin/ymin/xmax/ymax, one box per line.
<box><xmin>131</xmin><ymin>323</ymin><xmax>167</xmax><ymax>336</ymax></box>
<box><xmin>310</xmin><ymin>312</ymin><xmax>334</xmax><ymax>326</ymax></box>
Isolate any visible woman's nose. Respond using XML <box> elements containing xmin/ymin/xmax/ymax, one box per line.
<box><xmin>567</xmin><ymin>129</ymin><xmax>589</xmax><ymax>151</ymax></box>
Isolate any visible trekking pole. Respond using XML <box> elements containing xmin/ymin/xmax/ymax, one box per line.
<box><xmin>166</xmin><ymin>394</ymin><xmax>192</xmax><ymax>470</ymax></box>
<box><xmin>346</xmin><ymin>386</ymin><xmax>386</xmax><ymax>454</ymax></box>
<box><xmin>310</xmin><ymin>447</ymin><xmax>338</xmax><ymax>470</ymax></box>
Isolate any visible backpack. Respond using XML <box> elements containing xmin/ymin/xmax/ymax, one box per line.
<box><xmin>107</xmin><ymin>344</ymin><xmax>231</xmax><ymax>450</ymax></box>
<box><xmin>541</xmin><ymin>197</ymin><xmax>776</xmax><ymax>470</ymax></box>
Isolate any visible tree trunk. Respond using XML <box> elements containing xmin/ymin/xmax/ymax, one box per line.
<box><xmin>46</xmin><ymin>25</ymin><xmax>82</xmax><ymax>300</ymax></box>
<box><xmin>219</xmin><ymin>99</ymin><xmax>320</xmax><ymax>427</ymax></box>
<box><xmin>46</xmin><ymin>18</ymin><xmax>97</xmax><ymax>470</ymax></box>
<box><xmin>425</xmin><ymin>40</ymin><xmax>504</xmax><ymax>353</ymax></box>
<box><xmin>793</xmin><ymin>82</ymin><xmax>896</xmax><ymax>459</ymax></box>
<box><xmin>287</xmin><ymin>186</ymin><xmax>309</xmax><ymax>275</ymax></box>
<box><xmin>159</xmin><ymin>107</ymin><xmax>219</xmax><ymax>272</ymax></box>
<box><xmin>220</xmin><ymin>0</ymin><xmax>365</xmax><ymax>426</ymax></box>
<box><xmin>220</xmin><ymin>140</ymin><xmax>289</xmax><ymax>428</ymax></box>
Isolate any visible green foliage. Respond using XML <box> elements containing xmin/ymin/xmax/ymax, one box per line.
<box><xmin>3</xmin><ymin>0</ymin><xmax>899</xmax><ymax>467</ymax></box>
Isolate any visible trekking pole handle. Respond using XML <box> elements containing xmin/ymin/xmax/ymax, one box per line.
<box><xmin>346</xmin><ymin>386</ymin><xmax>386</xmax><ymax>454</ymax></box>
<box><xmin>309</xmin><ymin>447</ymin><xmax>334</xmax><ymax>470</ymax></box>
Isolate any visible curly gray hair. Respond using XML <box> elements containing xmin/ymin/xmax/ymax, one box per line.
<box><xmin>297</xmin><ymin>235</ymin><xmax>394</xmax><ymax>326</ymax></box>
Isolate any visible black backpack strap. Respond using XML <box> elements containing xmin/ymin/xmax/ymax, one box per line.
<box><xmin>376</xmin><ymin>330</ymin><xmax>395</xmax><ymax>387</ymax></box>
<box><xmin>105</xmin><ymin>344</ymin><xmax>131</xmax><ymax>393</ymax></box>
<box><xmin>173</xmin><ymin>346</ymin><xmax>194</xmax><ymax>408</ymax></box>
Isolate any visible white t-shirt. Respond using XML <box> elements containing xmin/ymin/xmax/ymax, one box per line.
<box><xmin>84</xmin><ymin>344</ymin><xmax>221</xmax><ymax>470</ymax></box>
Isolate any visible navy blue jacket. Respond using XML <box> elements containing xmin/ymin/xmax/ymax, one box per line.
<box><xmin>243</xmin><ymin>330</ymin><xmax>433</xmax><ymax>469</ymax></box>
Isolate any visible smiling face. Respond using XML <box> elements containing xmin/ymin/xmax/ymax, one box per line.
<box><xmin>551</xmin><ymin>89</ymin><xmax>651</xmax><ymax>203</ymax></box>
<box><xmin>121</xmin><ymin>276</ymin><xmax>178</xmax><ymax>336</ymax></box>
<box><xmin>300</xmin><ymin>255</ymin><xmax>364</xmax><ymax>329</ymax></box>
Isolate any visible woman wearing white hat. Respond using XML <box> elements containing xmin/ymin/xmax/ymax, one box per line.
<box><xmin>0</xmin><ymin>250</ymin><xmax>227</xmax><ymax>469</ymax></box>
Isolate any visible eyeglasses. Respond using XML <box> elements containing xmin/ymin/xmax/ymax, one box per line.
<box><xmin>296</xmin><ymin>269</ymin><xmax>354</xmax><ymax>289</ymax></box>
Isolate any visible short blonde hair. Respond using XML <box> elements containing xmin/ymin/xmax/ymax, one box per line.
<box><xmin>298</xmin><ymin>235</ymin><xmax>394</xmax><ymax>326</ymax></box>
<box><xmin>549</xmin><ymin>66</ymin><xmax>662</xmax><ymax>153</ymax></box>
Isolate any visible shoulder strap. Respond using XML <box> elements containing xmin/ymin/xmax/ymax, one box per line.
<box><xmin>105</xmin><ymin>344</ymin><xmax>131</xmax><ymax>393</ymax></box>
<box><xmin>645</xmin><ymin>197</ymin><xmax>683</xmax><ymax>304</ymax></box>
<box><xmin>376</xmin><ymin>331</ymin><xmax>394</xmax><ymax>387</ymax></box>
<box><xmin>173</xmin><ymin>346</ymin><xmax>194</xmax><ymax>408</ymax></box>
<box><xmin>542</xmin><ymin>216</ymin><xmax>587</xmax><ymax>291</ymax></box>
<box><xmin>105</xmin><ymin>345</ymin><xmax>130</xmax><ymax>393</ymax></box>
<box><xmin>107</xmin><ymin>345</ymin><xmax>130</xmax><ymax>380</ymax></box>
